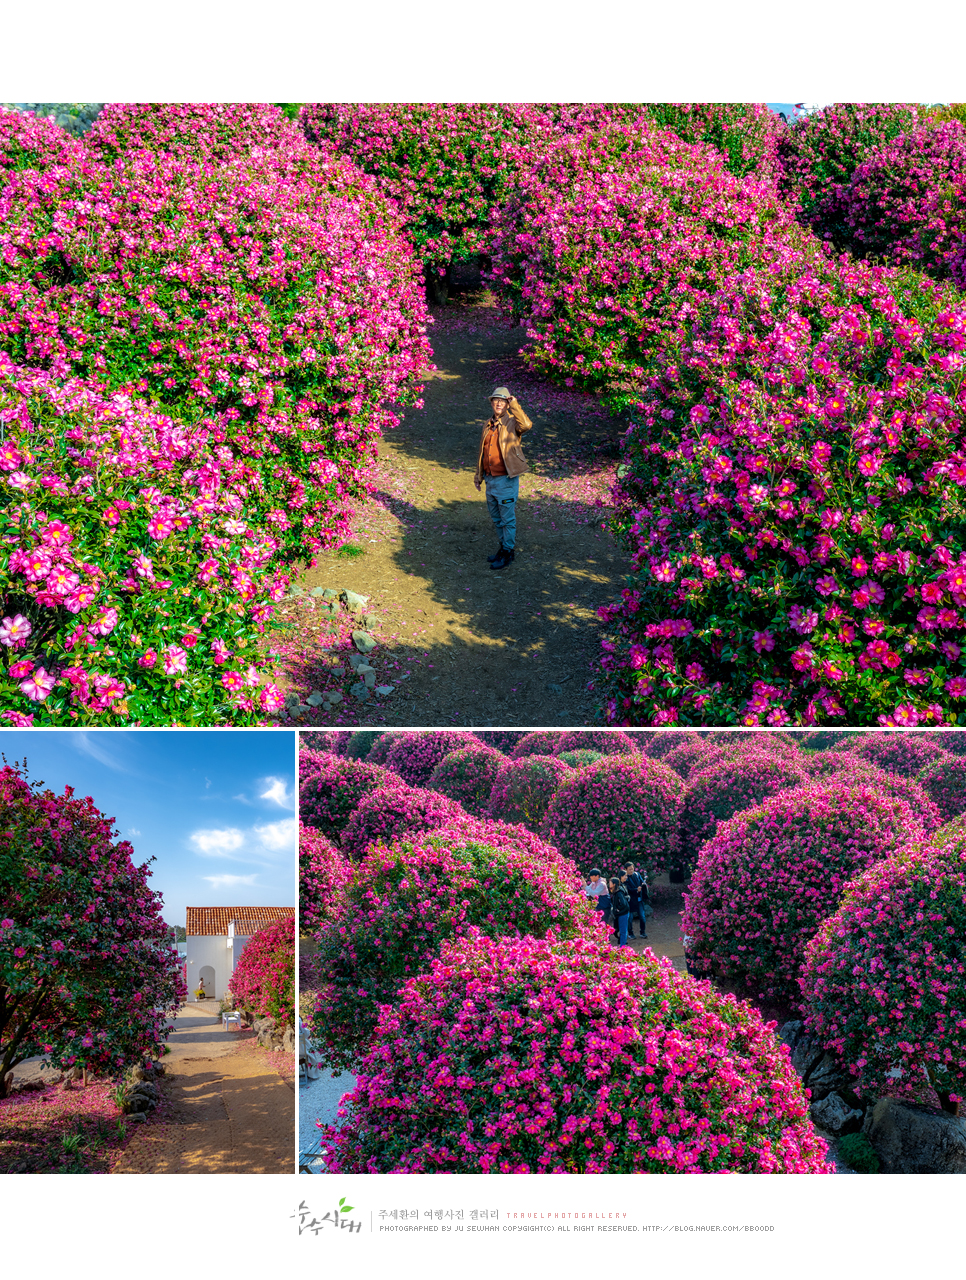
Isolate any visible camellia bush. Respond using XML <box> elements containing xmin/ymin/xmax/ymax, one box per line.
<box><xmin>85</xmin><ymin>101</ymin><xmax>295</xmax><ymax>164</ymax></box>
<box><xmin>509</xmin><ymin>730</ymin><xmax>568</xmax><ymax>760</ymax></box>
<box><xmin>680</xmin><ymin>752</ymin><xmax>808</xmax><ymax>866</ymax></box>
<box><xmin>299</xmin><ymin>822</ymin><xmax>349</xmax><ymax>935</ymax></box>
<box><xmin>596</xmin><ymin>246</ymin><xmax>966</xmax><ymax>727</ymax></box>
<box><xmin>487</xmin><ymin>754</ymin><xmax>573</xmax><ymax>831</ymax></box>
<box><xmin>848</xmin><ymin>733</ymin><xmax>948</xmax><ymax>777</ymax></box>
<box><xmin>555</xmin><ymin>729</ymin><xmax>639</xmax><ymax>756</ymax></box>
<box><xmin>681</xmin><ymin>781</ymin><xmax>926</xmax><ymax>1007</ymax></box>
<box><xmin>298</xmin><ymin>754</ymin><xmax>389</xmax><ymax>840</ymax></box>
<box><xmin>0</xmin><ymin>105</ymin><xmax>433</xmax><ymax>725</ymax></box>
<box><xmin>844</xmin><ymin>120</ymin><xmax>966</xmax><ymax>279</ymax></box>
<box><xmin>339</xmin><ymin>780</ymin><xmax>466</xmax><ymax>860</ymax></box>
<box><xmin>319</xmin><ymin>929</ymin><xmax>833</xmax><ymax>1174</ymax></box>
<box><xmin>383</xmin><ymin>729</ymin><xmax>481</xmax><ymax>787</ymax></box>
<box><xmin>0</xmin><ymin>763</ymin><xmax>185</xmax><ymax>1089</ymax></box>
<box><xmin>917</xmin><ymin>753</ymin><xmax>966</xmax><ymax>823</ymax></box>
<box><xmin>776</xmin><ymin>102</ymin><xmax>922</xmax><ymax>245</ymax></box>
<box><xmin>0</xmin><ymin>357</ymin><xmax>290</xmax><ymax>725</ymax></box>
<box><xmin>541</xmin><ymin>753</ymin><xmax>685</xmax><ymax>879</ymax></box>
<box><xmin>557</xmin><ymin>749</ymin><xmax>604</xmax><ymax>768</ymax></box>
<box><xmin>228</xmin><ymin>915</ymin><xmax>295</xmax><ymax>1029</ymax></box>
<box><xmin>800</xmin><ymin>753</ymin><xmax>943</xmax><ymax>830</ymax></box>
<box><xmin>658</xmin><ymin>737</ymin><xmax>725</xmax><ymax>780</ymax></box>
<box><xmin>801</xmin><ymin>840</ymin><xmax>966</xmax><ymax>1114</ymax></box>
<box><xmin>311</xmin><ymin>830</ymin><xmax>593</xmax><ymax>1069</ymax></box>
<box><xmin>645</xmin><ymin>103</ymin><xmax>784</xmax><ymax>180</ymax></box>
<box><xmin>427</xmin><ymin>744</ymin><xmax>505</xmax><ymax>818</ymax></box>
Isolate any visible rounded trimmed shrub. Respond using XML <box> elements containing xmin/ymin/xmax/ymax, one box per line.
<box><xmin>473</xmin><ymin>730</ymin><xmax>523</xmax><ymax>752</ymax></box>
<box><xmin>777</xmin><ymin>102</ymin><xmax>922</xmax><ymax>244</ymax></box>
<box><xmin>427</xmin><ymin>744</ymin><xmax>505</xmax><ymax>818</ymax></box>
<box><xmin>557</xmin><ymin>749</ymin><xmax>604</xmax><ymax>768</ymax></box>
<box><xmin>365</xmin><ymin>731</ymin><xmax>405</xmax><ymax>766</ymax></box>
<box><xmin>339</xmin><ymin>780</ymin><xmax>466</xmax><ymax>860</ymax></box>
<box><xmin>643</xmin><ymin>731</ymin><xmax>703</xmax><ymax>760</ymax></box>
<box><xmin>801</xmin><ymin>753</ymin><xmax>942</xmax><ymax>830</ymax></box>
<box><xmin>555</xmin><ymin>730</ymin><xmax>639</xmax><ymax>756</ymax></box>
<box><xmin>86</xmin><ymin>102</ymin><xmax>294</xmax><ymax>164</ymax></box>
<box><xmin>310</xmin><ymin>833</ymin><xmax>595</xmax><ymax>1069</ymax></box>
<box><xmin>849</xmin><ymin>734</ymin><xmax>948</xmax><ymax>777</ymax></box>
<box><xmin>510</xmin><ymin>730</ymin><xmax>568</xmax><ymax>760</ymax></box>
<box><xmin>681</xmin><ymin>782</ymin><xmax>926</xmax><ymax>1007</ymax></box>
<box><xmin>319</xmin><ymin>930</ymin><xmax>833</xmax><ymax>1174</ymax></box>
<box><xmin>659</xmin><ymin>738</ymin><xmax>725</xmax><ymax>780</ymax></box>
<box><xmin>487</xmin><ymin>755</ymin><xmax>574</xmax><ymax>832</ymax></box>
<box><xmin>541</xmin><ymin>754</ymin><xmax>685</xmax><ymax>879</ymax></box>
<box><xmin>844</xmin><ymin>120</ymin><xmax>966</xmax><ymax>278</ymax></box>
<box><xmin>681</xmin><ymin>752</ymin><xmax>809</xmax><ymax>865</ymax></box>
<box><xmin>917</xmin><ymin>754</ymin><xmax>966</xmax><ymax>823</ymax></box>
<box><xmin>801</xmin><ymin>841</ymin><xmax>966</xmax><ymax>1112</ymax></box>
<box><xmin>383</xmin><ymin>730</ymin><xmax>481</xmax><ymax>787</ymax></box>
<box><xmin>343</xmin><ymin>730</ymin><xmax>386</xmax><ymax>760</ymax></box>
<box><xmin>228</xmin><ymin>916</ymin><xmax>295</xmax><ymax>1029</ymax></box>
<box><xmin>298</xmin><ymin>754</ymin><xmax>389</xmax><ymax>840</ymax></box>
<box><xmin>299</xmin><ymin>822</ymin><xmax>349</xmax><ymax>935</ymax></box>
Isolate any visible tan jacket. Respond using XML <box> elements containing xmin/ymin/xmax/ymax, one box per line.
<box><xmin>475</xmin><ymin>399</ymin><xmax>532</xmax><ymax>483</ymax></box>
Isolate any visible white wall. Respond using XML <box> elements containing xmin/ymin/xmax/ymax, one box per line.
<box><xmin>185</xmin><ymin>934</ymin><xmax>232</xmax><ymax>999</ymax></box>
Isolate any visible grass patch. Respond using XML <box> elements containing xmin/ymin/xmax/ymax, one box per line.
<box><xmin>336</xmin><ymin>542</ymin><xmax>365</xmax><ymax>558</ymax></box>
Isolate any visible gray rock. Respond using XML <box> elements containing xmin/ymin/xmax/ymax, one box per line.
<box><xmin>341</xmin><ymin>589</ymin><xmax>369</xmax><ymax>614</ymax></box>
<box><xmin>790</xmin><ymin>1032</ymin><xmax>826</xmax><ymax>1081</ymax></box>
<box><xmin>352</xmin><ymin>631</ymin><xmax>377</xmax><ymax>655</ymax></box>
<box><xmin>375</xmin><ymin>685</ymin><xmax>394</xmax><ymax>696</ymax></box>
<box><xmin>806</xmin><ymin>1053</ymin><xmax>859</xmax><ymax>1105</ymax></box>
<box><xmin>327</xmin><ymin>691</ymin><xmax>343</xmax><ymax>705</ymax></box>
<box><xmin>358</xmin><ymin>666</ymin><xmax>377</xmax><ymax>688</ymax></box>
<box><xmin>309</xmin><ymin>587</ymin><xmax>329</xmax><ymax>598</ymax></box>
<box><xmin>864</xmin><ymin>1098</ymin><xmax>966</xmax><ymax>1174</ymax></box>
<box><xmin>810</xmin><ymin>1092</ymin><xmax>864</xmax><ymax>1136</ymax></box>
<box><xmin>282</xmin><ymin>1026</ymin><xmax>296</xmax><ymax>1053</ymax></box>
<box><xmin>778</xmin><ymin>1020</ymin><xmax>804</xmax><ymax>1052</ymax></box>
<box><xmin>284</xmin><ymin>691</ymin><xmax>301</xmax><ymax>708</ymax></box>
<box><xmin>348</xmin><ymin>653</ymin><xmax>366</xmax><ymax>670</ymax></box>
<box><xmin>306</xmin><ymin>693</ymin><xmax>324</xmax><ymax>707</ymax></box>
<box><xmin>125</xmin><ymin>1112</ymin><xmax>146</xmax><ymax>1124</ymax></box>
<box><xmin>360</xmin><ymin>614</ymin><xmax>376</xmax><ymax>628</ymax></box>
<box><xmin>351</xmin><ymin>682</ymin><xmax>370</xmax><ymax>703</ymax></box>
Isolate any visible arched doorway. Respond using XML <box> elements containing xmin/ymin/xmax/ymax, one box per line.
<box><xmin>199</xmin><ymin>965</ymin><xmax>215</xmax><ymax>999</ymax></box>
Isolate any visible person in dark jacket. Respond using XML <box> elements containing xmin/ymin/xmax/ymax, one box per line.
<box><xmin>473</xmin><ymin>388</ymin><xmax>532</xmax><ymax>571</ymax></box>
<box><xmin>609</xmin><ymin>875</ymin><xmax>631</xmax><ymax>946</ymax></box>
<box><xmin>624</xmin><ymin>861</ymin><xmax>648</xmax><ymax>939</ymax></box>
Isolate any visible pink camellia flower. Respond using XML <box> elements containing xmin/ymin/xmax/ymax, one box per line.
<box><xmin>64</xmin><ymin>583</ymin><xmax>98</xmax><ymax>613</ymax></box>
<box><xmin>211</xmin><ymin>637</ymin><xmax>232</xmax><ymax>665</ymax></box>
<box><xmin>0</xmin><ymin>711</ymin><xmax>33</xmax><ymax>726</ymax></box>
<box><xmin>752</xmin><ymin>631</ymin><xmax>775</xmax><ymax>653</ymax></box>
<box><xmin>147</xmin><ymin>513</ymin><xmax>175</xmax><ymax>540</ymax></box>
<box><xmin>0</xmin><ymin>919</ymin><xmax>14</xmax><ymax>929</ymax></box>
<box><xmin>788</xmin><ymin>606</ymin><xmax>818</xmax><ymax>635</ymax></box>
<box><xmin>197</xmin><ymin>558</ymin><xmax>219</xmax><ymax>584</ymax></box>
<box><xmin>944</xmin><ymin>677</ymin><xmax>966</xmax><ymax>697</ymax></box>
<box><xmin>132</xmin><ymin>553</ymin><xmax>155</xmax><ymax>580</ymax></box>
<box><xmin>7</xmin><ymin>471</ymin><xmax>34</xmax><ymax>490</ymax></box>
<box><xmin>19</xmin><ymin>666</ymin><xmax>56</xmax><ymax>702</ymax></box>
<box><xmin>51</xmin><ymin>940</ymin><xmax>65</xmax><ymax>952</ymax></box>
<box><xmin>221</xmin><ymin>670</ymin><xmax>245</xmax><ymax>691</ymax></box>
<box><xmin>163</xmin><ymin>646</ymin><xmax>188</xmax><ymax>676</ymax></box>
<box><xmin>850</xmin><ymin>556</ymin><xmax>869</xmax><ymax>577</ymax></box>
<box><xmin>89</xmin><ymin>607</ymin><xmax>119</xmax><ymax>637</ymax></box>
<box><xmin>815</xmin><ymin>576</ymin><xmax>839</xmax><ymax>597</ymax></box>
<box><xmin>892</xmin><ymin>703</ymin><xmax>920</xmax><ymax>726</ymax></box>
<box><xmin>42</xmin><ymin>520</ymin><xmax>72</xmax><ymax>549</ymax></box>
<box><xmin>8</xmin><ymin>658</ymin><xmax>34</xmax><ymax>680</ymax></box>
<box><xmin>921</xmin><ymin>581</ymin><xmax>944</xmax><ymax>604</ymax></box>
<box><xmin>22</xmin><ymin>550</ymin><xmax>52</xmax><ymax>582</ymax></box>
<box><xmin>258</xmin><ymin>684</ymin><xmax>286</xmax><ymax>713</ymax></box>
<box><xmin>0</xmin><ymin>614</ymin><xmax>32</xmax><ymax>648</ymax></box>
<box><xmin>137</xmin><ymin>649</ymin><xmax>158</xmax><ymax>669</ymax></box>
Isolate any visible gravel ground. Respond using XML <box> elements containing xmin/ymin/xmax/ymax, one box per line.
<box><xmin>299</xmin><ymin>1066</ymin><xmax>356</xmax><ymax>1173</ymax></box>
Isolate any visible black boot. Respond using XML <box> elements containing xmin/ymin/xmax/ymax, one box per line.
<box><xmin>487</xmin><ymin>543</ymin><xmax>504</xmax><ymax>563</ymax></box>
<box><xmin>490</xmin><ymin>547</ymin><xmax>515</xmax><ymax>571</ymax></box>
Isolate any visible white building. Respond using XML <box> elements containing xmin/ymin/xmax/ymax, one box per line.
<box><xmin>185</xmin><ymin>906</ymin><xmax>295</xmax><ymax>1001</ymax></box>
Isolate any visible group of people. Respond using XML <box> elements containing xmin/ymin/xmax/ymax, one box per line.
<box><xmin>584</xmin><ymin>863</ymin><xmax>649</xmax><ymax>946</ymax></box>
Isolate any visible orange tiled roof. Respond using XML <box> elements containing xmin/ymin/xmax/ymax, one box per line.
<box><xmin>185</xmin><ymin>906</ymin><xmax>294</xmax><ymax>937</ymax></box>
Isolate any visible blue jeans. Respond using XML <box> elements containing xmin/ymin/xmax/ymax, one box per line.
<box><xmin>484</xmin><ymin>474</ymin><xmax>519</xmax><ymax>550</ymax></box>
<box><xmin>630</xmin><ymin>903</ymin><xmax>647</xmax><ymax>936</ymax></box>
<box><xmin>615</xmin><ymin>912</ymin><xmax>629</xmax><ymax>946</ymax></box>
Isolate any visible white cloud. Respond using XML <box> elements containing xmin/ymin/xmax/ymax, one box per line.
<box><xmin>203</xmin><ymin>873</ymin><xmax>258</xmax><ymax>891</ymax></box>
<box><xmin>74</xmin><ymin>732</ymin><xmax>136</xmax><ymax>775</ymax></box>
<box><xmin>189</xmin><ymin>827</ymin><xmax>246</xmax><ymax>856</ymax></box>
<box><xmin>259</xmin><ymin>777</ymin><xmax>292</xmax><ymax>809</ymax></box>
<box><xmin>128</xmin><ymin>827</ymin><xmax>142</xmax><ymax>837</ymax></box>
<box><xmin>253</xmin><ymin>817</ymin><xmax>297</xmax><ymax>851</ymax></box>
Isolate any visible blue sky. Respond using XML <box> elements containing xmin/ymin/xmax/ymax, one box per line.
<box><xmin>0</xmin><ymin>730</ymin><xmax>297</xmax><ymax>929</ymax></box>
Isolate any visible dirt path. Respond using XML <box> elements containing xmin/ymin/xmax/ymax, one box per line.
<box><xmin>277</xmin><ymin>283</ymin><xmax>625</xmax><ymax>727</ymax></box>
<box><xmin>111</xmin><ymin>1003</ymin><xmax>294</xmax><ymax>1174</ymax></box>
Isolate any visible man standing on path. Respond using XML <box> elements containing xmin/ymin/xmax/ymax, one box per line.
<box><xmin>474</xmin><ymin>387</ymin><xmax>532</xmax><ymax>571</ymax></box>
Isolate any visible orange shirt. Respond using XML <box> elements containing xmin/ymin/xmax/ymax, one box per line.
<box><xmin>482</xmin><ymin>423</ymin><xmax>507</xmax><ymax>476</ymax></box>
